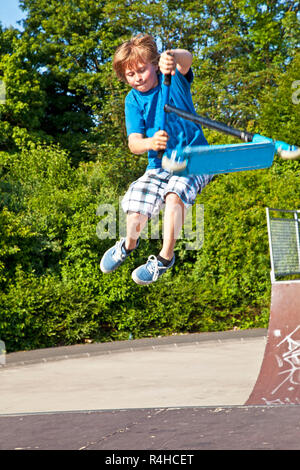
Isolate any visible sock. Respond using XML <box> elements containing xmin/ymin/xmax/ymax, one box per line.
<box><xmin>157</xmin><ymin>255</ymin><xmax>173</xmax><ymax>267</ymax></box>
<box><xmin>124</xmin><ymin>239</ymin><xmax>138</xmax><ymax>254</ymax></box>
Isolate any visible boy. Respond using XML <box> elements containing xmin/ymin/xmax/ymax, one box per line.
<box><xmin>100</xmin><ymin>34</ymin><xmax>213</xmax><ymax>285</ymax></box>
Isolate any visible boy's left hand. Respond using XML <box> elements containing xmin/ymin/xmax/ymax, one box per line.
<box><xmin>159</xmin><ymin>51</ymin><xmax>176</xmax><ymax>76</ymax></box>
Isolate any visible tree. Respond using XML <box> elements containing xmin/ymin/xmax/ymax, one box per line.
<box><xmin>0</xmin><ymin>25</ymin><xmax>48</xmax><ymax>152</ymax></box>
<box><xmin>258</xmin><ymin>51</ymin><xmax>300</xmax><ymax>152</ymax></box>
<box><xmin>189</xmin><ymin>1</ymin><xmax>300</xmax><ymax>133</ymax></box>
<box><xmin>1</xmin><ymin>1</ymin><xmax>298</xmax><ymax>160</ymax></box>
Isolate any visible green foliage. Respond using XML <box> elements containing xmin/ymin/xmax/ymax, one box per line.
<box><xmin>0</xmin><ymin>1</ymin><xmax>300</xmax><ymax>352</ymax></box>
<box><xmin>258</xmin><ymin>51</ymin><xmax>300</xmax><ymax>148</ymax></box>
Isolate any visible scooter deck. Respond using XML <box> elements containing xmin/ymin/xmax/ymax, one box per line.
<box><xmin>162</xmin><ymin>141</ymin><xmax>275</xmax><ymax>175</ymax></box>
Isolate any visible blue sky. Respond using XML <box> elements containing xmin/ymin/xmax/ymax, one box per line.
<box><xmin>0</xmin><ymin>0</ymin><xmax>25</xmax><ymax>29</ymax></box>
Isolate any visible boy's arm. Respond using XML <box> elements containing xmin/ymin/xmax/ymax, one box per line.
<box><xmin>159</xmin><ymin>49</ymin><xmax>193</xmax><ymax>76</ymax></box>
<box><xmin>128</xmin><ymin>131</ymin><xmax>169</xmax><ymax>155</ymax></box>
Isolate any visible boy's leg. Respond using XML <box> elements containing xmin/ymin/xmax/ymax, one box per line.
<box><xmin>126</xmin><ymin>211</ymin><xmax>148</xmax><ymax>250</ymax></box>
<box><xmin>100</xmin><ymin>210</ymin><xmax>147</xmax><ymax>274</ymax></box>
<box><xmin>159</xmin><ymin>174</ymin><xmax>213</xmax><ymax>262</ymax></box>
<box><xmin>131</xmin><ymin>192</ymin><xmax>184</xmax><ymax>285</ymax></box>
<box><xmin>100</xmin><ymin>169</ymin><xmax>166</xmax><ymax>274</ymax></box>
<box><xmin>159</xmin><ymin>192</ymin><xmax>187</xmax><ymax>262</ymax></box>
<box><xmin>131</xmin><ymin>173</ymin><xmax>213</xmax><ymax>285</ymax></box>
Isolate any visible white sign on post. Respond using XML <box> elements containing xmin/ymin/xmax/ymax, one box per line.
<box><xmin>0</xmin><ymin>340</ymin><xmax>6</xmax><ymax>366</ymax></box>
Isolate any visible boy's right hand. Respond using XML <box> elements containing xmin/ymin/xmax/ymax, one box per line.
<box><xmin>150</xmin><ymin>130</ymin><xmax>169</xmax><ymax>152</ymax></box>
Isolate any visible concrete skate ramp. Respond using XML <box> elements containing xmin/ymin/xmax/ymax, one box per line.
<box><xmin>245</xmin><ymin>281</ymin><xmax>300</xmax><ymax>405</ymax></box>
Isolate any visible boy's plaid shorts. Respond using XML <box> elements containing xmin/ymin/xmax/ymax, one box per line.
<box><xmin>121</xmin><ymin>168</ymin><xmax>213</xmax><ymax>218</ymax></box>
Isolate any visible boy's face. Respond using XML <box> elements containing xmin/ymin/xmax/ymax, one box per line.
<box><xmin>124</xmin><ymin>62</ymin><xmax>158</xmax><ymax>92</ymax></box>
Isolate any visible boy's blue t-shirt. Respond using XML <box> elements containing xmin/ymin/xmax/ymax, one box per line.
<box><xmin>125</xmin><ymin>68</ymin><xmax>208</xmax><ymax>170</ymax></box>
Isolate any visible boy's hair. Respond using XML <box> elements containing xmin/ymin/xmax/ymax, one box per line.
<box><xmin>113</xmin><ymin>34</ymin><xmax>160</xmax><ymax>82</ymax></box>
